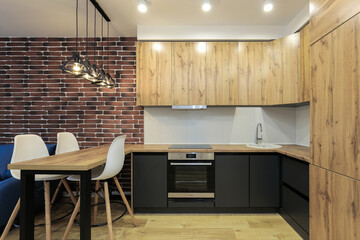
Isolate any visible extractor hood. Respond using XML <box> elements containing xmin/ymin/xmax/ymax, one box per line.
<box><xmin>172</xmin><ymin>105</ymin><xmax>207</xmax><ymax>110</ymax></box>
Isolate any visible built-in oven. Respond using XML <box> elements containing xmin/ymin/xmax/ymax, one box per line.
<box><xmin>168</xmin><ymin>152</ymin><xmax>215</xmax><ymax>207</ymax></box>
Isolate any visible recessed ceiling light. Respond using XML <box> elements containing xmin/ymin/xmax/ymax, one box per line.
<box><xmin>263</xmin><ymin>0</ymin><xmax>274</xmax><ymax>12</ymax></box>
<box><xmin>138</xmin><ymin>0</ymin><xmax>148</xmax><ymax>13</ymax></box>
<box><xmin>202</xmin><ymin>0</ymin><xmax>211</xmax><ymax>12</ymax></box>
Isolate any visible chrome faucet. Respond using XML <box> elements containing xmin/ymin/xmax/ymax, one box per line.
<box><xmin>256</xmin><ymin>123</ymin><xmax>263</xmax><ymax>144</ymax></box>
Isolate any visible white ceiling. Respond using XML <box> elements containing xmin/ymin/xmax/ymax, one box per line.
<box><xmin>0</xmin><ymin>0</ymin><xmax>308</xmax><ymax>37</ymax></box>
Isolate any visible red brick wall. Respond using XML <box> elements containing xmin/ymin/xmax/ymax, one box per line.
<box><xmin>0</xmin><ymin>37</ymin><xmax>143</xmax><ymax>192</ymax></box>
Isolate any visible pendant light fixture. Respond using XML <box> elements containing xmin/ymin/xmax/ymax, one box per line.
<box><xmin>60</xmin><ymin>0</ymin><xmax>86</xmax><ymax>76</ymax></box>
<box><xmin>82</xmin><ymin>0</ymin><xmax>98</xmax><ymax>82</ymax></box>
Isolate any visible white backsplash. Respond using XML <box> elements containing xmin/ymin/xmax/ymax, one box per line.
<box><xmin>144</xmin><ymin>106</ymin><xmax>310</xmax><ymax>145</ymax></box>
<box><xmin>295</xmin><ymin>105</ymin><xmax>310</xmax><ymax>147</ymax></box>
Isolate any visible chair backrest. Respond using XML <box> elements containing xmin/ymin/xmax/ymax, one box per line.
<box><xmin>96</xmin><ymin>135</ymin><xmax>126</xmax><ymax>180</ymax></box>
<box><xmin>55</xmin><ymin>132</ymin><xmax>80</xmax><ymax>155</ymax></box>
<box><xmin>10</xmin><ymin>134</ymin><xmax>49</xmax><ymax>180</ymax></box>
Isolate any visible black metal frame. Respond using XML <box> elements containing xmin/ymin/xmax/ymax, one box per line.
<box><xmin>19</xmin><ymin>169</ymin><xmax>92</xmax><ymax>240</ymax></box>
<box><xmin>90</xmin><ymin>0</ymin><xmax>111</xmax><ymax>22</ymax></box>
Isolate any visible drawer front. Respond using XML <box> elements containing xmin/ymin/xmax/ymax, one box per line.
<box><xmin>282</xmin><ymin>185</ymin><xmax>309</xmax><ymax>233</ymax></box>
<box><xmin>282</xmin><ymin>156</ymin><xmax>309</xmax><ymax>197</ymax></box>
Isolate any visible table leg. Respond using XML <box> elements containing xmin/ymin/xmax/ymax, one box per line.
<box><xmin>20</xmin><ymin>170</ymin><xmax>34</xmax><ymax>240</ymax></box>
<box><xmin>80</xmin><ymin>170</ymin><xmax>91</xmax><ymax>240</ymax></box>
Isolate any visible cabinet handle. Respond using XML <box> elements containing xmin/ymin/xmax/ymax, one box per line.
<box><xmin>170</xmin><ymin>162</ymin><xmax>212</xmax><ymax>166</ymax></box>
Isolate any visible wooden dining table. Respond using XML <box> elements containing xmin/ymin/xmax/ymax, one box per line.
<box><xmin>7</xmin><ymin>143</ymin><xmax>132</xmax><ymax>240</ymax></box>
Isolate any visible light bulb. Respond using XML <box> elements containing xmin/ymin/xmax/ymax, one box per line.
<box><xmin>73</xmin><ymin>62</ymin><xmax>81</xmax><ymax>72</ymax></box>
<box><xmin>263</xmin><ymin>0</ymin><xmax>273</xmax><ymax>12</ymax></box>
<box><xmin>202</xmin><ymin>0</ymin><xmax>211</xmax><ymax>12</ymax></box>
<box><xmin>138</xmin><ymin>0</ymin><xmax>147</xmax><ymax>13</ymax></box>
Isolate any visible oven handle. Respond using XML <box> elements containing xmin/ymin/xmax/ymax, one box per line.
<box><xmin>170</xmin><ymin>162</ymin><xmax>212</xmax><ymax>166</ymax></box>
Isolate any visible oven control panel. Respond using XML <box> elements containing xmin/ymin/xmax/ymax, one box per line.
<box><xmin>168</xmin><ymin>152</ymin><xmax>214</xmax><ymax>160</ymax></box>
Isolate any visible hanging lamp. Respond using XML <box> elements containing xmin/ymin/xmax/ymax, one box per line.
<box><xmin>60</xmin><ymin>0</ymin><xmax>88</xmax><ymax>76</ymax></box>
<box><xmin>82</xmin><ymin>0</ymin><xmax>98</xmax><ymax>81</ymax></box>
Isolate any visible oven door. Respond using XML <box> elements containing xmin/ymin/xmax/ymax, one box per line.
<box><xmin>168</xmin><ymin>160</ymin><xmax>215</xmax><ymax>198</ymax></box>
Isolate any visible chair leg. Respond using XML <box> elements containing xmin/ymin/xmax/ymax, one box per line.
<box><xmin>62</xmin><ymin>198</ymin><xmax>80</xmax><ymax>240</ymax></box>
<box><xmin>104</xmin><ymin>181</ymin><xmax>114</xmax><ymax>240</ymax></box>
<box><xmin>44</xmin><ymin>181</ymin><xmax>51</xmax><ymax>240</ymax></box>
<box><xmin>0</xmin><ymin>198</ymin><xmax>20</xmax><ymax>240</ymax></box>
<box><xmin>50</xmin><ymin>179</ymin><xmax>64</xmax><ymax>207</ymax></box>
<box><xmin>93</xmin><ymin>180</ymin><xmax>100</xmax><ymax>225</ymax></box>
<box><xmin>62</xmin><ymin>178</ymin><xmax>77</xmax><ymax>205</ymax></box>
<box><xmin>113</xmin><ymin>176</ymin><xmax>138</xmax><ymax>227</ymax></box>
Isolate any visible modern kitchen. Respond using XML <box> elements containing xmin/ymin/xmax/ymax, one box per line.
<box><xmin>0</xmin><ymin>0</ymin><xmax>359</xmax><ymax>239</ymax></box>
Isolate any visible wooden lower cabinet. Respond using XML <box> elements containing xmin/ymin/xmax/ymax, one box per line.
<box><xmin>250</xmin><ymin>155</ymin><xmax>280</xmax><ymax>208</ymax></box>
<box><xmin>133</xmin><ymin>153</ymin><xmax>168</xmax><ymax>208</ymax></box>
<box><xmin>215</xmin><ymin>154</ymin><xmax>249</xmax><ymax>207</ymax></box>
<box><xmin>310</xmin><ymin>165</ymin><xmax>360</xmax><ymax>239</ymax></box>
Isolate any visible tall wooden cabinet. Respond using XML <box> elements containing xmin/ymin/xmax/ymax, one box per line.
<box><xmin>311</xmin><ymin>14</ymin><xmax>360</xmax><ymax>180</ymax></box>
<box><xmin>310</xmin><ymin>0</ymin><xmax>360</xmax><ymax>237</ymax></box>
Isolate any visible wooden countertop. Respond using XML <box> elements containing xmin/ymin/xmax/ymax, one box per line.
<box><xmin>9</xmin><ymin>143</ymin><xmax>310</xmax><ymax>171</ymax></box>
<box><xmin>125</xmin><ymin>144</ymin><xmax>310</xmax><ymax>163</ymax></box>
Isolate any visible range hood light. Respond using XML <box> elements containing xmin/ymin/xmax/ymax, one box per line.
<box><xmin>172</xmin><ymin>105</ymin><xmax>207</xmax><ymax>110</ymax></box>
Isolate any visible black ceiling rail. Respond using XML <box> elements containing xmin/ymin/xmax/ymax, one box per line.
<box><xmin>90</xmin><ymin>0</ymin><xmax>111</xmax><ymax>22</ymax></box>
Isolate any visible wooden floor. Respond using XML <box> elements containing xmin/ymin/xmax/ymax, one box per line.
<box><xmin>5</xmin><ymin>200</ymin><xmax>301</xmax><ymax>240</ymax></box>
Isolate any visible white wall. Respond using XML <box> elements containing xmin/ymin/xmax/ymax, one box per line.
<box><xmin>144</xmin><ymin>107</ymin><xmax>300</xmax><ymax>144</ymax></box>
<box><xmin>137</xmin><ymin>25</ymin><xmax>288</xmax><ymax>40</ymax></box>
<box><xmin>295</xmin><ymin>105</ymin><xmax>310</xmax><ymax>146</ymax></box>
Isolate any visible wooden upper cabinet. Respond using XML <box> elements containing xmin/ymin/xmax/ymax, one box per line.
<box><xmin>238</xmin><ymin>42</ymin><xmax>271</xmax><ymax>105</ymax></box>
<box><xmin>310</xmin><ymin>0</ymin><xmax>360</xmax><ymax>44</ymax></box>
<box><xmin>136</xmin><ymin>42</ymin><xmax>172</xmax><ymax>106</ymax></box>
<box><xmin>172</xmin><ymin>42</ymin><xmax>207</xmax><ymax>105</ymax></box>
<box><xmin>206</xmin><ymin>42</ymin><xmax>239</xmax><ymax>105</ymax></box>
<box><xmin>280</xmin><ymin>33</ymin><xmax>301</xmax><ymax>104</ymax></box>
<box><xmin>311</xmin><ymin>14</ymin><xmax>360</xmax><ymax>180</ymax></box>
<box><xmin>300</xmin><ymin>25</ymin><xmax>310</xmax><ymax>102</ymax></box>
<box><xmin>136</xmin><ymin>34</ymin><xmax>306</xmax><ymax>106</ymax></box>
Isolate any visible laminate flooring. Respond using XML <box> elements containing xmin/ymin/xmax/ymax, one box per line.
<box><xmin>5</xmin><ymin>199</ymin><xmax>301</xmax><ymax>240</ymax></box>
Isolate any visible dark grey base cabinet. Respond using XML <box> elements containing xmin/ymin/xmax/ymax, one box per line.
<box><xmin>133</xmin><ymin>153</ymin><xmax>167</xmax><ymax>208</ymax></box>
<box><xmin>250</xmin><ymin>155</ymin><xmax>280</xmax><ymax>208</ymax></box>
<box><xmin>281</xmin><ymin>156</ymin><xmax>309</xmax><ymax>239</ymax></box>
<box><xmin>215</xmin><ymin>154</ymin><xmax>249</xmax><ymax>207</ymax></box>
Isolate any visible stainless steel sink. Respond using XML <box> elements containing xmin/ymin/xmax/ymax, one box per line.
<box><xmin>246</xmin><ymin>143</ymin><xmax>282</xmax><ymax>149</ymax></box>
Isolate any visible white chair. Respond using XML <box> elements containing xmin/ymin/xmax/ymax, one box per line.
<box><xmin>49</xmin><ymin>132</ymin><xmax>80</xmax><ymax>205</ymax></box>
<box><xmin>55</xmin><ymin>132</ymin><xmax>80</xmax><ymax>155</ymax></box>
<box><xmin>0</xmin><ymin>134</ymin><xmax>76</xmax><ymax>240</ymax></box>
<box><xmin>62</xmin><ymin>135</ymin><xmax>137</xmax><ymax>240</ymax></box>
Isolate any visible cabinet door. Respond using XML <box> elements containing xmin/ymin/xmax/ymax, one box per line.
<box><xmin>215</xmin><ymin>154</ymin><xmax>249</xmax><ymax>207</ymax></box>
<box><xmin>133</xmin><ymin>153</ymin><xmax>167</xmax><ymax>208</ymax></box>
<box><xmin>309</xmin><ymin>0</ymin><xmax>360</xmax><ymax>44</ymax></box>
<box><xmin>300</xmin><ymin>24</ymin><xmax>310</xmax><ymax>102</ymax></box>
<box><xmin>136</xmin><ymin>42</ymin><xmax>172</xmax><ymax>106</ymax></box>
<box><xmin>282</xmin><ymin>185</ymin><xmax>309</xmax><ymax>233</ymax></box>
<box><xmin>238</xmin><ymin>42</ymin><xmax>271</xmax><ymax>105</ymax></box>
<box><xmin>280</xmin><ymin>33</ymin><xmax>301</xmax><ymax>104</ymax></box>
<box><xmin>250</xmin><ymin>154</ymin><xmax>280</xmax><ymax>207</ymax></box>
<box><xmin>282</xmin><ymin>156</ymin><xmax>309</xmax><ymax>197</ymax></box>
<box><xmin>311</xmin><ymin>14</ymin><xmax>360</xmax><ymax>180</ymax></box>
<box><xmin>172</xmin><ymin>42</ymin><xmax>207</xmax><ymax>105</ymax></box>
<box><xmin>310</xmin><ymin>165</ymin><xmax>360</xmax><ymax>239</ymax></box>
<box><xmin>206</xmin><ymin>42</ymin><xmax>239</xmax><ymax>105</ymax></box>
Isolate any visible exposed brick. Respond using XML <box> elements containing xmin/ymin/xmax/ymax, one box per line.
<box><xmin>0</xmin><ymin>36</ymin><xmax>142</xmax><ymax>193</ymax></box>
